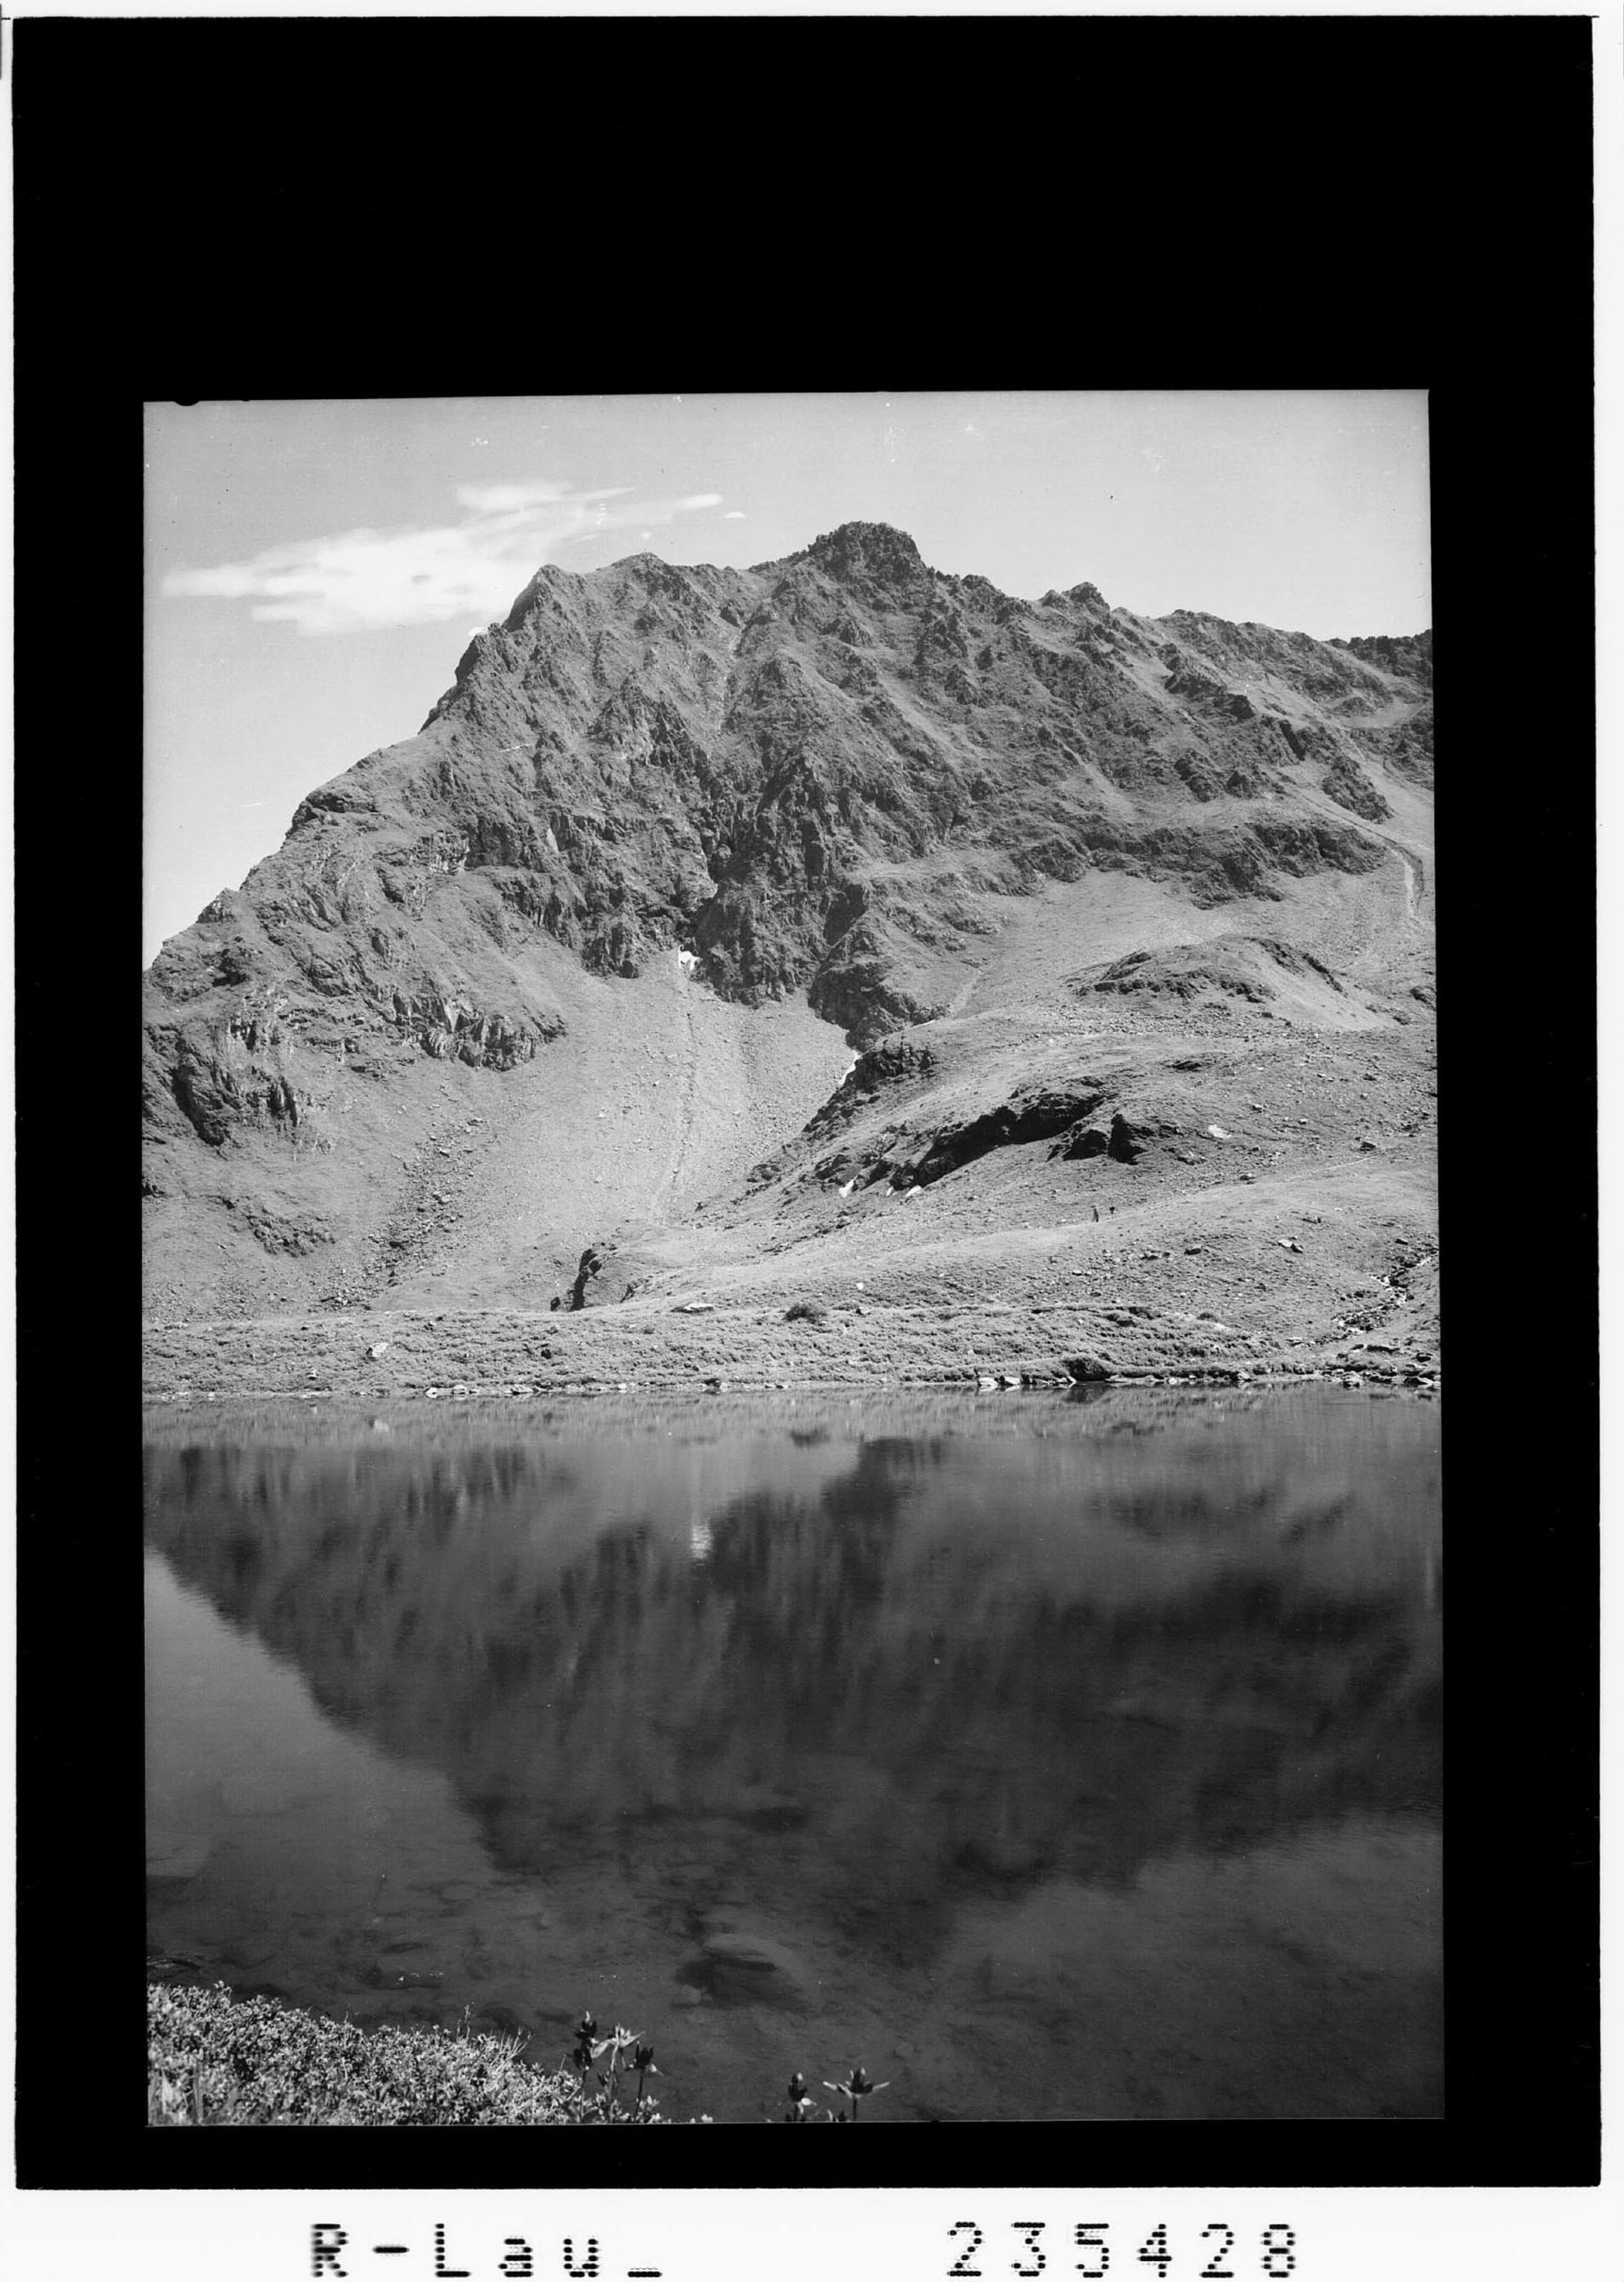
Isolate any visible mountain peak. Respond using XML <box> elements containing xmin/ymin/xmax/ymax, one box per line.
<box><xmin>797</xmin><ymin>521</ymin><xmax>927</xmax><ymax>584</ymax></box>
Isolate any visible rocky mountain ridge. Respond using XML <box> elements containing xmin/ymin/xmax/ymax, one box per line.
<box><xmin>143</xmin><ymin>522</ymin><xmax>1433</xmax><ymax>1333</ymax></box>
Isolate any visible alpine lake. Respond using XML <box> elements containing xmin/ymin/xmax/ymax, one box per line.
<box><xmin>145</xmin><ymin>1384</ymin><xmax>1441</xmax><ymax>2124</ymax></box>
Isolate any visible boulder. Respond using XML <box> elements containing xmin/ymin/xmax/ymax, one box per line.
<box><xmin>1062</xmin><ymin>1352</ymin><xmax>1112</xmax><ymax>1382</ymax></box>
<box><xmin>568</xmin><ymin>1247</ymin><xmax>611</xmax><ymax>1310</ymax></box>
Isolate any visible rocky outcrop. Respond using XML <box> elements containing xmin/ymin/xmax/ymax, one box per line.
<box><xmin>782</xmin><ymin>1070</ymin><xmax>1222</xmax><ymax>1197</ymax></box>
<box><xmin>1321</xmin><ymin>752</ymin><xmax>1393</xmax><ymax>822</ymax></box>
<box><xmin>1082</xmin><ymin>935</ymin><xmax>1348</xmax><ymax>1008</ymax></box>
<box><xmin>1108</xmin><ymin>1112</ymin><xmax>1151</xmax><ymax>1164</ymax></box>
<box><xmin>1352</xmin><ymin>700</ymin><xmax>1433</xmax><ymax>789</ymax></box>
<box><xmin>909</xmin><ymin>1084</ymin><xmax>1114</xmax><ymax>1187</ymax></box>
<box><xmin>568</xmin><ymin>1247</ymin><xmax>604</xmax><ymax>1312</ymax></box>
<box><xmin>1331</xmin><ymin>630</ymin><xmax>1432</xmax><ymax>687</ymax></box>
<box><xmin>387</xmin><ymin>992</ymin><xmax>541</xmax><ymax>1071</ymax></box>
<box><xmin>239</xmin><ymin>1205</ymin><xmax>335</xmax><ymax>1257</ymax></box>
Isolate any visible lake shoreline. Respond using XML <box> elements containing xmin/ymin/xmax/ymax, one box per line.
<box><xmin>142</xmin><ymin>1299</ymin><xmax>1439</xmax><ymax>1405</ymax></box>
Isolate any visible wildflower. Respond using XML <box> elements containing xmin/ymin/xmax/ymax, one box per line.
<box><xmin>824</xmin><ymin>2063</ymin><xmax>889</xmax><ymax>2118</ymax></box>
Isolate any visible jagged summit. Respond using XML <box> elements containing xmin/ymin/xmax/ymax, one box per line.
<box><xmin>790</xmin><ymin>520</ymin><xmax>928</xmax><ymax>585</ymax></box>
<box><xmin>498</xmin><ymin>557</ymin><xmax>572</xmax><ymax>629</ymax></box>
<box><xmin>1331</xmin><ymin>630</ymin><xmax>1433</xmax><ymax>685</ymax></box>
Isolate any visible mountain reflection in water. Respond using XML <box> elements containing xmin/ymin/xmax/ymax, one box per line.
<box><xmin>145</xmin><ymin>1391</ymin><xmax>1441</xmax><ymax>2122</ymax></box>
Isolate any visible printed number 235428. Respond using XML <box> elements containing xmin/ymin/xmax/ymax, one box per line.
<box><xmin>947</xmin><ymin>2221</ymin><xmax>1298</xmax><ymax>2280</ymax></box>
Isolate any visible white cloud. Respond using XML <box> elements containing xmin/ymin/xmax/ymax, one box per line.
<box><xmin>451</xmin><ymin>480</ymin><xmax>567</xmax><ymax>513</ymax></box>
<box><xmin>161</xmin><ymin>480</ymin><xmax>728</xmax><ymax>635</ymax></box>
<box><xmin>722</xmin><ymin>510</ymin><xmax>746</xmax><ymax>520</ymax></box>
<box><xmin>454</xmin><ymin>481</ymin><xmax>632</xmax><ymax>514</ymax></box>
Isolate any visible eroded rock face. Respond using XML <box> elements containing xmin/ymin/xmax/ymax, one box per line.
<box><xmin>911</xmin><ymin>1085</ymin><xmax>1115</xmax><ymax>1187</ymax></box>
<box><xmin>1082</xmin><ymin>935</ymin><xmax>1349</xmax><ymax>1008</ymax></box>
<box><xmin>1109</xmin><ymin>1113</ymin><xmax>1150</xmax><ymax>1164</ymax></box>
<box><xmin>1321</xmin><ymin>753</ymin><xmax>1393</xmax><ymax>822</ymax></box>
<box><xmin>1331</xmin><ymin>631</ymin><xmax>1432</xmax><ymax>686</ymax></box>
<box><xmin>143</xmin><ymin>855</ymin><xmax>565</xmax><ymax>1160</ymax></box>
<box><xmin>568</xmin><ymin>1248</ymin><xmax>604</xmax><ymax>1312</ymax></box>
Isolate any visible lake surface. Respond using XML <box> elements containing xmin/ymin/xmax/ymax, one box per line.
<box><xmin>145</xmin><ymin>1387</ymin><xmax>1441</xmax><ymax>2122</ymax></box>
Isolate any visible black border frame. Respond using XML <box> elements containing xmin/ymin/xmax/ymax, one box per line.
<box><xmin>14</xmin><ymin>11</ymin><xmax>1598</xmax><ymax>2193</ymax></box>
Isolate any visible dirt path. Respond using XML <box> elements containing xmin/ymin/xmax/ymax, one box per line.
<box><xmin>945</xmin><ymin>958</ymin><xmax>990</xmax><ymax>1018</ymax></box>
<box><xmin>649</xmin><ymin>963</ymin><xmax>702</xmax><ymax>1220</ymax></box>
<box><xmin>351</xmin><ymin>956</ymin><xmax>846</xmax><ymax>1314</ymax></box>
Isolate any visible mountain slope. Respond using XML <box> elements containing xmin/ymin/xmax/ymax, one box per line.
<box><xmin>143</xmin><ymin>522</ymin><xmax>1432</xmax><ymax>1333</ymax></box>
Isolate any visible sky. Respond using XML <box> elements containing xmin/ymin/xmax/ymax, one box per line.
<box><xmin>144</xmin><ymin>390</ymin><xmax>1431</xmax><ymax>963</ymax></box>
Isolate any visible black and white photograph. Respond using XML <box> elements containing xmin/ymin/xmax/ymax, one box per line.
<box><xmin>139</xmin><ymin>389</ymin><xmax>1442</xmax><ymax>2129</ymax></box>
<box><xmin>5</xmin><ymin>8</ymin><xmax>1607</xmax><ymax>2279</ymax></box>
